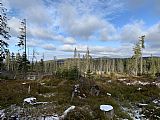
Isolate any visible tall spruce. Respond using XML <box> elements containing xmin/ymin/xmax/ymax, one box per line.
<box><xmin>139</xmin><ymin>35</ymin><xmax>145</xmax><ymax>75</ymax></box>
<box><xmin>11</xmin><ymin>52</ymin><xmax>15</xmax><ymax>71</ymax></box>
<box><xmin>5</xmin><ymin>50</ymin><xmax>10</xmax><ymax>71</ymax></box>
<box><xmin>86</xmin><ymin>47</ymin><xmax>91</xmax><ymax>72</ymax></box>
<box><xmin>0</xmin><ymin>2</ymin><xmax>10</xmax><ymax>70</ymax></box>
<box><xmin>150</xmin><ymin>54</ymin><xmax>156</xmax><ymax>76</ymax></box>
<box><xmin>132</xmin><ymin>43</ymin><xmax>141</xmax><ymax>76</ymax></box>
<box><xmin>17</xmin><ymin>19</ymin><xmax>27</xmax><ymax>78</ymax></box>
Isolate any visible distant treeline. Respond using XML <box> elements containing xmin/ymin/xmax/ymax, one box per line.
<box><xmin>40</xmin><ymin>56</ymin><xmax>160</xmax><ymax>77</ymax></box>
<box><xmin>2</xmin><ymin>51</ymin><xmax>160</xmax><ymax>76</ymax></box>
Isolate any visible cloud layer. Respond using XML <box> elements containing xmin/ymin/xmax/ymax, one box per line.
<box><xmin>3</xmin><ymin>0</ymin><xmax>160</xmax><ymax>59</ymax></box>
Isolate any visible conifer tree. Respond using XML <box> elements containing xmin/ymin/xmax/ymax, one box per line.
<box><xmin>0</xmin><ymin>2</ymin><xmax>10</xmax><ymax>70</ymax></box>
<box><xmin>86</xmin><ymin>47</ymin><xmax>91</xmax><ymax>72</ymax></box>
<box><xmin>40</xmin><ymin>58</ymin><xmax>44</xmax><ymax>74</ymax></box>
<box><xmin>132</xmin><ymin>43</ymin><xmax>141</xmax><ymax>76</ymax></box>
<box><xmin>17</xmin><ymin>19</ymin><xmax>27</xmax><ymax>78</ymax></box>
<box><xmin>11</xmin><ymin>52</ymin><xmax>15</xmax><ymax>71</ymax></box>
<box><xmin>16</xmin><ymin>53</ymin><xmax>22</xmax><ymax>73</ymax></box>
<box><xmin>139</xmin><ymin>35</ymin><xmax>145</xmax><ymax>75</ymax></box>
<box><xmin>5</xmin><ymin>50</ymin><xmax>10</xmax><ymax>71</ymax></box>
<box><xmin>150</xmin><ymin>54</ymin><xmax>156</xmax><ymax>76</ymax></box>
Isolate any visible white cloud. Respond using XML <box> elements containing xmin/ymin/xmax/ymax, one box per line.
<box><xmin>125</xmin><ymin>0</ymin><xmax>160</xmax><ymax>15</ymax></box>
<box><xmin>59</xmin><ymin>44</ymin><xmax>88</xmax><ymax>53</ymax></box>
<box><xmin>28</xmin><ymin>26</ymin><xmax>53</xmax><ymax>40</ymax></box>
<box><xmin>59</xmin><ymin>4</ymin><xmax>103</xmax><ymax>39</ymax></box>
<box><xmin>58</xmin><ymin>3</ymin><xmax>121</xmax><ymax>40</ymax></box>
<box><xmin>6</xmin><ymin>1</ymin><xmax>77</xmax><ymax>45</ymax></box>
<box><xmin>8</xmin><ymin>17</ymin><xmax>20</xmax><ymax>36</ymax></box>
<box><xmin>58</xmin><ymin>0</ymin><xmax>124</xmax><ymax>18</ymax></box>
<box><xmin>4</xmin><ymin>0</ymin><xmax>160</xmax><ymax>58</ymax></box>
<box><xmin>119</xmin><ymin>20</ymin><xmax>146</xmax><ymax>42</ymax></box>
<box><xmin>27</xmin><ymin>26</ymin><xmax>76</xmax><ymax>44</ymax></box>
<box><xmin>146</xmin><ymin>22</ymin><xmax>160</xmax><ymax>43</ymax></box>
<box><xmin>7</xmin><ymin>0</ymin><xmax>52</xmax><ymax>25</ymax></box>
<box><xmin>69</xmin><ymin>16</ymin><xmax>104</xmax><ymax>39</ymax></box>
<box><xmin>116</xmin><ymin>20</ymin><xmax>160</xmax><ymax>51</ymax></box>
<box><xmin>42</xmin><ymin>44</ymin><xmax>56</xmax><ymax>51</ymax></box>
<box><xmin>53</xmin><ymin>35</ymin><xmax>76</xmax><ymax>44</ymax></box>
<box><xmin>27</xmin><ymin>39</ymin><xmax>42</xmax><ymax>47</ymax></box>
<box><xmin>7</xmin><ymin>0</ymin><xmax>123</xmax><ymax>44</ymax></box>
<box><xmin>64</xmin><ymin>37</ymin><xmax>76</xmax><ymax>44</ymax></box>
<box><xmin>99</xmin><ymin>22</ymin><xmax>117</xmax><ymax>41</ymax></box>
<box><xmin>59</xmin><ymin>43</ymin><xmax>133</xmax><ymax>58</ymax></box>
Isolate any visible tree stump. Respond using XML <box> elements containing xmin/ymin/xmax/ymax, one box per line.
<box><xmin>100</xmin><ymin>105</ymin><xmax>114</xmax><ymax>119</ymax></box>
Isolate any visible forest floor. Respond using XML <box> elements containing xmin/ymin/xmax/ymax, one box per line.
<box><xmin>0</xmin><ymin>75</ymin><xmax>160</xmax><ymax>119</ymax></box>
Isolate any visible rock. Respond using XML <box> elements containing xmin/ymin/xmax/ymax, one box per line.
<box><xmin>137</xmin><ymin>87</ymin><xmax>142</xmax><ymax>91</ymax></box>
<box><xmin>157</xmin><ymin>76</ymin><xmax>160</xmax><ymax>81</ymax></box>
<box><xmin>138</xmin><ymin>103</ymin><xmax>148</xmax><ymax>107</ymax></box>
<box><xmin>155</xmin><ymin>73</ymin><xmax>160</xmax><ymax>77</ymax></box>
<box><xmin>60</xmin><ymin>106</ymin><xmax>75</xmax><ymax>119</ymax></box>
<box><xmin>0</xmin><ymin>109</ymin><xmax>5</xmax><ymax>119</ymax></box>
<box><xmin>66</xmin><ymin>105</ymin><xmax>94</xmax><ymax>119</ymax></box>
<box><xmin>118</xmin><ymin>78</ymin><xmax>126</xmax><ymax>81</ymax></box>
<box><xmin>107</xmin><ymin>80</ymin><xmax>112</xmax><ymax>83</ymax></box>
<box><xmin>107</xmin><ymin>93</ymin><xmax>111</xmax><ymax>96</ymax></box>
<box><xmin>153</xmin><ymin>99</ymin><xmax>160</xmax><ymax>105</ymax></box>
<box><xmin>23</xmin><ymin>97</ymin><xmax>36</xmax><ymax>105</ymax></box>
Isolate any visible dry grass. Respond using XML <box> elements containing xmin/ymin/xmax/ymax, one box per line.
<box><xmin>0</xmin><ymin>75</ymin><xmax>159</xmax><ymax>119</ymax></box>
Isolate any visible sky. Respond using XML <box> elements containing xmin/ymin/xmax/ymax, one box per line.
<box><xmin>2</xmin><ymin>0</ymin><xmax>160</xmax><ymax>60</ymax></box>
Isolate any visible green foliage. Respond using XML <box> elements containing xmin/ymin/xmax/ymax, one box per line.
<box><xmin>0</xmin><ymin>2</ymin><xmax>10</xmax><ymax>70</ymax></box>
<box><xmin>1</xmin><ymin>75</ymin><xmax>160</xmax><ymax>119</ymax></box>
<box><xmin>39</xmin><ymin>59</ymin><xmax>44</xmax><ymax>73</ymax></box>
<box><xmin>16</xmin><ymin>52</ymin><xmax>30</xmax><ymax>73</ymax></box>
<box><xmin>86</xmin><ymin>69</ymin><xmax>93</xmax><ymax>79</ymax></box>
<box><xmin>144</xmin><ymin>104</ymin><xmax>160</xmax><ymax>119</ymax></box>
<box><xmin>68</xmin><ymin>66</ymin><xmax>79</xmax><ymax>80</ymax></box>
<box><xmin>56</xmin><ymin>66</ymin><xmax>79</xmax><ymax>80</ymax></box>
<box><xmin>17</xmin><ymin>19</ymin><xmax>26</xmax><ymax>48</ymax></box>
<box><xmin>110</xmin><ymin>72</ymin><xmax>117</xmax><ymax>80</ymax></box>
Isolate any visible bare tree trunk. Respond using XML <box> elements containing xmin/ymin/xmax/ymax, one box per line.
<box><xmin>140</xmin><ymin>54</ymin><xmax>143</xmax><ymax>75</ymax></box>
<box><xmin>100</xmin><ymin>58</ymin><xmax>103</xmax><ymax>76</ymax></box>
<box><xmin>135</xmin><ymin>58</ymin><xmax>138</xmax><ymax>76</ymax></box>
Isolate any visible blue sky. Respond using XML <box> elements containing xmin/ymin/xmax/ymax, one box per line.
<box><xmin>2</xmin><ymin>0</ymin><xmax>160</xmax><ymax>60</ymax></box>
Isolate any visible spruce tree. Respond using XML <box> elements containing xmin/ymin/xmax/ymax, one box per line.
<box><xmin>11</xmin><ymin>52</ymin><xmax>15</xmax><ymax>71</ymax></box>
<box><xmin>0</xmin><ymin>2</ymin><xmax>10</xmax><ymax>70</ymax></box>
<box><xmin>17</xmin><ymin>19</ymin><xmax>27</xmax><ymax>78</ymax></box>
<box><xmin>5</xmin><ymin>50</ymin><xmax>10</xmax><ymax>71</ymax></box>
<box><xmin>139</xmin><ymin>35</ymin><xmax>145</xmax><ymax>75</ymax></box>
<box><xmin>150</xmin><ymin>54</ymin><xmax>156</xmax><ymax>77</ymax></box>
<box><xmin>40</xmin><ymin>58</ymin><xmax>44</xmax><ymax>74</ymax></box>
<box><xmin>132</xmin><ymin>43</ymin><xmax>141</xmax><ymax>76</ymax></box>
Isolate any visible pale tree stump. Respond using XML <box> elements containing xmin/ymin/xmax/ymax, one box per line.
<box><xmin>100</xmin><ymin>105</ymin><xmax>114</xmax><ymax>120</ymax></box>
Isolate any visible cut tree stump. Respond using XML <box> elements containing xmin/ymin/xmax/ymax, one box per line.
<box><xmin>100</xmin><ymin>105</ymin><xmax>114</xmax><ymax>119</ymax></box>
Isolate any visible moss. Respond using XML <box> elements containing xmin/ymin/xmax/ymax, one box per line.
<box><xmin>0</xmin><ymin>76</ymin><xmax>159</xmax><ymax>119</ymax></box>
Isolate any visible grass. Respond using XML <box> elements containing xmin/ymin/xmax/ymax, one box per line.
<box><xmin>0</xmin><ymin>75</ymin><xmax>159</xmax><ymax>119</ymax></box>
